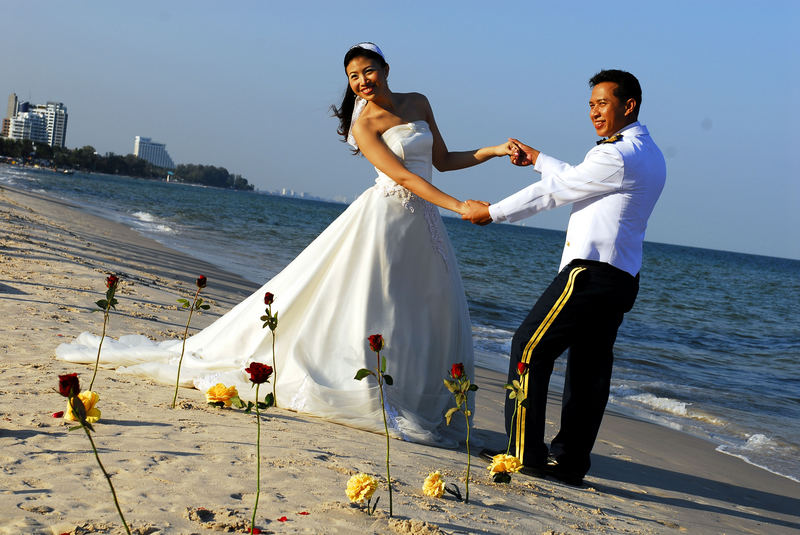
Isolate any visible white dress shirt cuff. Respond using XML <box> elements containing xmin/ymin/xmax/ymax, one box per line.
<box><xmin>488</xmin><ymin>203</ymin><xmax>507</xmax><ymax>223</ymax></box>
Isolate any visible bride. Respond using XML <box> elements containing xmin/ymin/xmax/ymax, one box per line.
<box><xmin>57</xmin><ymin>42</ymin><xmax>512</xmax><ymax>446</ymax></box>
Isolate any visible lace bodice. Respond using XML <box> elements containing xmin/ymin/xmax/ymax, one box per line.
<box><xmin>372</xmin><ymin>120</ymin><xmax>448</xmax><ymax>269</ymax></box>
<box><xmin>373</xmin><ymin>120</ymin><xmax>432</xmax><ymax>211</ymax></box>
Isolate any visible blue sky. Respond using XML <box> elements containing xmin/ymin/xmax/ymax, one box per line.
<box><xmin>2</xmin><ymin>1</ymin><xmax>798</xmax><ymax>259</ymax></box>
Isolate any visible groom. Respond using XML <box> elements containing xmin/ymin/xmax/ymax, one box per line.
<box><xmin>463</xmin><ymin>69</ymin><xmax>666</xmax><ymax>486</ymax></box>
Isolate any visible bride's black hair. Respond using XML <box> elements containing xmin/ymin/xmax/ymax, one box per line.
<box><xmin>330</xmin><ymin>45</ymin><xmax>388</xmax><ymax>154</ymax></box>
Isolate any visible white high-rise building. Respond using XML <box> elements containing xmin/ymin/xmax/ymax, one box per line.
<box><xmin>8</xmin><ymin>112</ymin><xmax>48</xmax><ymax>144</ymax></box>
<box><xmin>134</xmin><ymin>136</ymin><xmax>175</xmax><ymax>169</ymax></box>
<box><xmin>3</xmin><ymin>94</ymin><xmax>68</xmax><ymax>147</ymax></box>
<box><xmin>40</xmin><ymin>102</ymin><xmax>68</xmax><ymax>147</ymax></box>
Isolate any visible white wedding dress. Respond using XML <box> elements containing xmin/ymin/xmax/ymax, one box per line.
<box><xmin>56</xmin><ymin>120</ymin><xmax>475</xmax><ymax>446</ymax></box>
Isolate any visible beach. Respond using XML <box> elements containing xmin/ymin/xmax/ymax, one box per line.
<box><xmin>2</xmin><ymin>184</ymin><xmax>799</xmax><ymax>535</ymax></box>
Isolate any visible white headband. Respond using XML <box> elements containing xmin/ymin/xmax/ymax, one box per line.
<box><xmin>346</xmin><ymin>42</ymin><xmax>386</xmax><ymax>149</ymax></box>
<box><xmin>349</xmin><ymin>42</ymin><xmax>385</xmax><ymax>60</ymax></box>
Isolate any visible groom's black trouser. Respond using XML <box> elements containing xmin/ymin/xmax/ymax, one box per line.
<box><xmin>505</xmin><ymin>259</ymin><xmax>638</xmax><ymax>476</ymax></box>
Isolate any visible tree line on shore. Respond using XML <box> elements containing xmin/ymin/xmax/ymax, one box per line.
<box><xmin>0</xmin><ymin>137</ymin><xmax>254</xmax><ymax>191</ymax></box>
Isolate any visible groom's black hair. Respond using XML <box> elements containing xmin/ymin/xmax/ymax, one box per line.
<box><xmin>331</xmin><ymin>45</ymin><xmax>388</xmax><ymax>155</ymax></box>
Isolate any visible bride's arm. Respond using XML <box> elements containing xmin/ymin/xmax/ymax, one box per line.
<box><xmin>352</xmin><ymin>120</ymin><xmax>467</xmax><ymax>215</ymax></box>
<box><xmin>422</xmin><ymin>95</ymin><xmax>513</xmax><ymax>172</ymax></box>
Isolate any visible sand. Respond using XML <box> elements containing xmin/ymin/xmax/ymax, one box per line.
<box><xmin>1</xmin><ymin>183</ymin><xmax>799</xmax><ymax>534</ymax></box>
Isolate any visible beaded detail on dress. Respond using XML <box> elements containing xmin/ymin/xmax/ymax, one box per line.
<box><xmin>374</xmin><ymin>175</ymin><xmax>418</xmax><ymax>212</ymax></box>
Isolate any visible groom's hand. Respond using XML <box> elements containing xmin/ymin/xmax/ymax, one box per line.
<box><xmin>509</xmin><ymin>138</ymin><xmax>539</xmax><ymax>167</ymax></box>
<box><xmin>462</xmin><ymin>200</ymin><xmax>493</xmax><ymax>226</ymax></box>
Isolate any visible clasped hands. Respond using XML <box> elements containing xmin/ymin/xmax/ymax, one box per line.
<box><xmin>461</xmin><ymin>138</ymin><xmax>535</xmax><ymax>225</ymax></box>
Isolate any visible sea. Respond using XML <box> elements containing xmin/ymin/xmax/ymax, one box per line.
<box><xmin>3</xmin><ymin>164</ymin><xmax>799</xmax><ymax>483</ymax></box>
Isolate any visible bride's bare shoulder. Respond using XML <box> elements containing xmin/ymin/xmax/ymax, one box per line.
<box><xmin>396</xmin><ymin>92</ymin><xmax>430</xmax><ymax>117</ymax></box>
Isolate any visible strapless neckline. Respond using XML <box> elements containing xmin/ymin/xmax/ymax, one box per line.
<box><xmin>381</xmin><ymin>120</ymin><xmax>429</xmax><ymax>138</ymax></box>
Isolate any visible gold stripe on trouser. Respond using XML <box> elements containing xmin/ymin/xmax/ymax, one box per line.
<box><xmin>515</xmin><ymin>266</ymin><xmax>586</xmax><ymax>462</ymax></box>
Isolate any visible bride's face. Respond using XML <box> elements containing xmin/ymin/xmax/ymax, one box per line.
<box><xmin>346</xmin><ymin>56</ymin><xmax>389</xmax><ymax>101</ymax></box>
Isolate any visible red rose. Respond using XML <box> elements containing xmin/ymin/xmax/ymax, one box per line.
<box><xmin>196</xmin><ymin>275</ymin><xmax>207</xmax><ymax>288</ymax></box>
<box><xmin>58</xmin><ymin>373</ymin><xmax>80</xmax><ymax>397</ymax></box>
<box><xmin>368</xmin><ymin>334</ymin><xmax>384</xmax><ymax>353</ymax></box>
<box><xmin>517</xmin><ymin>362</ymin><xmax>528</xmax><ymax>375</ymax></box>
<box><xmin>450</xmin><ymin>363</ymin><xmax>464</xmax><ymax>379</ymax></box>
<box><xmin>105</xmin><ymin>274</ymin><xmax>119</xmax><ymax>289</ymax></box>
<box><xmin>245</xmin><ymin>362</ymin><xmax>273</xmax><ymax>384</ymax></box>
<box><xmin>264</xmin><ymin>292</ymin><xmax>274</xmax><ymax>306</ymax></box>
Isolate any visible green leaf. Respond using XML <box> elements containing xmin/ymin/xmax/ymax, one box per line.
<box><xmin>67</xmin><ymin>425</ymin><xmax>83</xmax><ymax>432</ymax></box>
<box><xmin>504</xmin><ymin>383</ymin><xmax>514</xmax><ymax>390</ymax></box>
<box><xmin>95</xmin><ymin>299</ymin><xmax>107</xmax><ymax>309</ymax></box>
<box><xmin>260</xmin><ymin>315</ymin><xmax>268</xmax><ymax>321</ymax></box>
<box><xmin>177</xmin><ymin>298</ymin><xmax>189</xmax><ymax>305</ymax></box>
<box><xmin>380</xmin><ymin>355</ymin><xmax>387</xmax><ymax>374</ymax></box>
<box><xmin>230</xmin><ymin>396</ymin><xmax>245</xmax><ymax>409</ymax></box>
<box><xmin>354</xmin><ymin>368</ymin><xmax>373</xmax><ymax>381</ymax></box>
<box><xmin>508</xmin><ymin>391</ymin><xmax>517</xmax><ymax>400</ymax></box>
<box><xmin>383</xmin><ymin>374</ymin><xmax>393</xmax><ymax>385</ymax></box>
<box><xmin>464</xmin><ymin>409</ymin><xmax>471</xmax><ymax>417</ymax></box>
<box><xmin>443</xmin><ymin>379</ymin><xmax>458</xmax><ymax>393</ymax></box>
<box><xmin>512</xmin><ymin>379</ymin><xmax>522</xmax><ymax>390</ymax></box>
<box><xmin>199</xmin><ymin>304</ymin><xmax>210</xmax><ymax>310</ymax></box>
<box><xmin>468</xmin><ymin>384</ymin><xmax>479</xmax><ymax>391</ymax></box>
<box><xmin>244</xmin><ymin>401</ymin><xmax>254</xmax><ymax>413</ymax></box>
<box><xmin>369</xmin><ymin>495</ymin><xmax>380</xmax><ymax>515</ymax></box>
<box><xmin>105</xmin><ymin>288</ymin><xmax>115</xmax><ymax>301</ymax></box>
<box><xmin>445</xmin><ymin>406</ymin><xmax>459</xmax><ymax>425</ymax></box>
<box><xmin>263</xmin><ymin>393</ymin><xmax>275</xmax><ymax>408</ymax></box>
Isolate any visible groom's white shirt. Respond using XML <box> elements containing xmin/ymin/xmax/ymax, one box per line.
<box><xmin>488</xmin><ymin>122</ymin><xmax>666</xmax><ymax>277</ymax></box>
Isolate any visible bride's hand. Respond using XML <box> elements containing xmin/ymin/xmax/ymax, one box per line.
<box><xmin>493</xmin><ymin>141</ymin><xmax>516</xmax><ymax>158</ymax></box>
<box><xmin>461</xmin><ymin>199</ymin><xmax>493</xmax><ymax>225</ymax></box>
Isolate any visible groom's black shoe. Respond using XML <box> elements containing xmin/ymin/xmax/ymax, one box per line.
<box><xmin>519</xmin><ymin>463</ymin><xmax>546</xmax><ymax>478</ymax></box>
<box><xmin>479</xmin><ymin>448</ymin><xmax>502</xmax><ymax>462</ymax></box>
<box><xmin>543</xmin><ymin>455</ymin><xmax>584</xmax><ymax>487</ymax></box>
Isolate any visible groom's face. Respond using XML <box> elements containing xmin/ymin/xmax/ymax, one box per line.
<box><xmin>589</xmin><ymin>82</ymin><xmax>635</xmax><ymax>138</ymax></box>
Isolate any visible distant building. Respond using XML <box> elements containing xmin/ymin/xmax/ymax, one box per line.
<box><xmin>37</xmin><ymin>102</ymin><xmax>68</xmax><ymax>147</ymax></box>
<box><xmin>2</xmin><ymin>93</ymin><xmax>68</xmax><ymax>147</ymax></box>
<box><xmin>9</xmin><ymin>112</ymin><xmax>48</xmax><ymax>144</ymax></box>
<box><xmin>6</xmin><ymin>93</ymin><xmax>17</xmax><ymax>120</ymax></box>
<box><xmin>133</xmin><ymin>136</ymin><xmax>175</xmax><ymax>169</ymax></box>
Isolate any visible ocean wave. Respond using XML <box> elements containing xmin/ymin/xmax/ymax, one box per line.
<box><xmin>614</xmin><ymin>391</ymin><xmax>724</xmax><ymax>425</ymax></box>
<box><xmin>716</xmin><ymin>436</ymin><xmax>799</xmax><ymax>483</ymax></box>
<box><xmin>132</xmin><ymin>211</ymin><xmax>157</xmax><ymax>222</ymax></box>
<box><xmin>129</xmin><ymin>211</ymin><xmax>174</xmax><ymax>233</ymax></box>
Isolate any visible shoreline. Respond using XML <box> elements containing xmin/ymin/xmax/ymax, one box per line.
<box><xmin>2</xmin><ymin>184</ymin><xmax>799</xmax><ymax>534</ymax></box>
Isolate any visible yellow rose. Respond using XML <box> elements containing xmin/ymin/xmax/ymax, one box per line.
<box><xmin>65</xmin><ymin>390</ymin><xmax>101</xmax><ymax>424</ymax></box>
<box><xmin>487</xmin><ymin>453</ymin><xmax>522</xmax><ymax>474</ymax></box>
<box><xmin>345</xmin><ymin>473</ymin><xmax>379</xmax><ymax>503</ymax></box>
<box><xmin>205</xmin><ymin>383</ymin><xmax>239</xmax><ymax>406</ymax></box>
<box><xmin>422</xmin><ymin>471</ymin><xmax>445</xmax><ymax>498</ymax></box>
